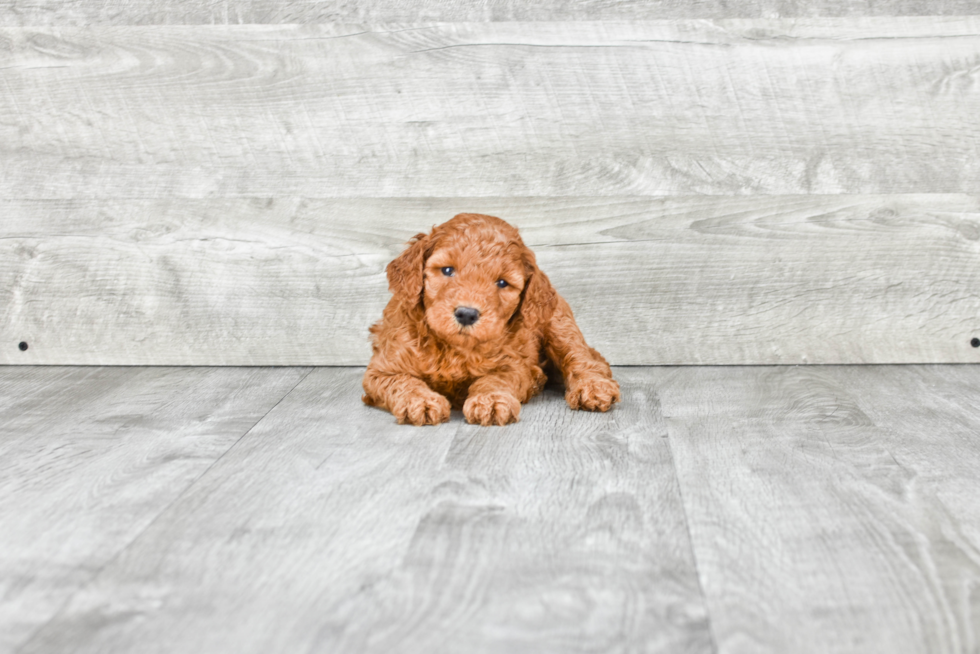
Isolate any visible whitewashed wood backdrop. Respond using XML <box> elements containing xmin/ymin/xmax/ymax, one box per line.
<box><xmin>1</xmin><ymin>10</ymin><xmax>978</xmax><ymax>365</ymax></box>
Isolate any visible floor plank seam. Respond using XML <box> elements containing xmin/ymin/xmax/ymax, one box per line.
<box><xmin>11</xmin><ymin>367</ymin><xmax>316</xmax><ymax>654</ymax></box>
<box><xmin>659</xmin><ymin>407</ymin><xmax>721</xmax><ymax>654</ymax></box>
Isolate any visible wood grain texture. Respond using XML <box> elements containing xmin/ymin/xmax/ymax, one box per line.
<box><xmin>3</xmin><ymin>195</ymin><xmax>979</xmax><ymax>365</ymax></box>
<box><xmin>0</xmin><ymin>365</ymin><xmax>309</xmax><ymax>654</ymax></box>
<box><xmin>6</xmin><ymin>364</ymin><xmax>980</xmax><ymax>652</ymax></box>
<box><xmin>655</xmin><ymin>365</ymin><xmax>980</xmax><ymax>653</ymax></box>
<box><xmin>833</xmin><ymin>364</ymin><xmax>980</xmax><ymax>654</ymax></box>
<box><xmin>4</xmin><ymin>0</ymin><xmax>980</xmax><ymax>25</ymax></box>
<box><xmin>16</xmin><ymin>367</ymin><xmax>711</xmax><ymax>654</ymax></box>
<box><xmin>330</xmin><ymin>368</ymin><xmax>710</xmax><ymax>653</ymax></box>
<box><xmin>2</xmin><ymin>19</ymin><xmax>979</xmax><ymax>198</ymax></box>
<box><xmin>13</xmin><ymin>367</ymin><xmax>461</xmax><ymax>654</ymax></box>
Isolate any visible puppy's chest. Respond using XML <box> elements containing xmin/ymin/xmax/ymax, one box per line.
<box><xmin>425</xmin><ymin>361</ymin><xmax>489</xmax><ymax>397</ymax></box>
<box><xmin>416</xmin><ymin>333</ymin><xmax>544</xmax><ymax>404</ymax></box>
<box><xmin>420</xmin><ymin>357</ymin><xmax>497</xmax><ymax>406</ymax></box>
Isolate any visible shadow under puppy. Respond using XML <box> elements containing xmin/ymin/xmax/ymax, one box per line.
<box><xmin>363</xmin><ymin>213</ymin><xmax>620</xmax><ymax>426</ymax></box>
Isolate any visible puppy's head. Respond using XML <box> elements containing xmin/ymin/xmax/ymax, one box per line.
<box><xmin>386</xmin><ymin>213</ymin><xmax>554</xmax><ymax>344</ymax></box>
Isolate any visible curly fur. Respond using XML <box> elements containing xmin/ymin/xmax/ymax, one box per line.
<box><xmin>363</xmin><ymin>213</ymin><xmax>620</xmax><ymax>426</ymax></box>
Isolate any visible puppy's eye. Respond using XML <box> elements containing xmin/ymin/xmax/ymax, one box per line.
<box><xmin>496</xmin><ymin>279</ymin><xmax>508</xmax><ymax>289</ymax></box>
<box><xmin>441</xmin><ymin>267</ymin><xmax>455</xmax><ymax>277</ymax></box>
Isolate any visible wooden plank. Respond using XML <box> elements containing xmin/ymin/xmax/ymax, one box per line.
<box><xmin>655</xmin><ymin>365</ymin><xmax>980</xmax><ymax>653</ymax></box>
<box><xmin>18</xmin><ymin>368</ymin><xmax>712</xmax><ymax>654</ymax></box>
<box><xmin>4</xmin><ymin>0</ymin><xmax>980</xmax><ymax>26</ymax></box>
<box><xmin>14</xmin><ymin>367</ymin><xmax>459</xmax><ymax>654</ymax></box>
<box><xmin>327</xmin><ymin>369</ymin><xmax>711</xmax><ymax>653</ymax></box>
<box><xmin>3</xmin><ymin>195</ymin><xmax>979</xmax><ymax>365</ymax></box>
<box><xmin>0</xmin><ymin>365</ymin><xmax>310</xmax><ymax>654</ymax></box>
<box><xmin>832</xmin><ymin>364</ymin><xmax>980</xmax><ymax>649</ymax></box>
<box><xmin>1</xmin><ymin>20</ymin><xmax>979</xmax><ymax>198</ymax></box>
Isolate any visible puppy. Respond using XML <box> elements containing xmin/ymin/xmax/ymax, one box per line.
<box><xmin>363</xmin><ymin>213</ymin><xmax>620</xmax><ymax>426</ymax></box>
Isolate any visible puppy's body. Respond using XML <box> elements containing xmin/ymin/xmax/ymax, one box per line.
<box><xmin>363</xmin><ymin>213</ymin><xmax>619</xmax><ymax>425</ymax></box>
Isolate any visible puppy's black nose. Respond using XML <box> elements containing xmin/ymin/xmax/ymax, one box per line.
<box><xmin>454</xmin><ymin>306</ymin><xmax>480</xmax><ymax>326</ymax></box>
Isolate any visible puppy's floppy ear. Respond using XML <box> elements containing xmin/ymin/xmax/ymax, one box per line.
<box><xmin>517</xmin><ymin>247</ymin><xmax>557</xmax><ymax>332</ymax></box>
<box><xmin>386</xmin><ymin>232</ymin><xmax>430</xmax><ymax>305</ymax></box>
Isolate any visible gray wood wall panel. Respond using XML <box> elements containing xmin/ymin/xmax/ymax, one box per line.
<box><xmin>0</xmin><ymin>365</ymin><xmax>309</xmax><ymax>653</ymax></box>
<box><xmin>2</xmin><ymin>18</ymin><xmax>978</xmax><ymax>365</ymax></box>
<box><xmin>3</xmin><ymin>196</ymin><xmax>979</xmax><ymax>365</ymax></box>
<box><xmin>2</xmin><ymin>20</ymin><xmax>979</xmax><ymax>198</ymax></box>
<box><xmin>4</xmin><ymin>0</ymin><xmax>980</xmax><ymax>26</ymax></box>
<box><xmin>654</xmin><ymin>365</ymin><xmax>980</xmax><ymax>653</ymax></box>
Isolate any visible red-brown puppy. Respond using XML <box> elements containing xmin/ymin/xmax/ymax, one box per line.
<box><xmin>363</xmin><ymin>213</ymin><xmax>620</xmax><ymax>426</ymax></box>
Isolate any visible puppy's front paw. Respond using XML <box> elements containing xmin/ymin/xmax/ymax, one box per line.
<box><xmin>391</xmin><ymin>391</ymin><xmax>451</xmax><ymax>426</ymax></box>
<box><xmin>463</xmin><ymin>392</ymin><xmax>521</xmax><ymax>426</ymax></box>
<box><xmin>566</xmin><ymin>375</ymin><xmax>620</xmax><ymax>412</ymax></box>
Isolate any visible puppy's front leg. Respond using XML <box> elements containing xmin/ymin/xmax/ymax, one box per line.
<box><xmin>545</xmin><ymin>296</ymin><xmax>620</xmax><ymax>412</ymax></box>
<box><xmin>363</xmin><ymin>368</ymin><xmax>451</xmax><ymax>426</ymax></box>
<box><xmin>463</xmin><ymin>369</ymin><xmax>534</xmax><ymax>426</ymax></box>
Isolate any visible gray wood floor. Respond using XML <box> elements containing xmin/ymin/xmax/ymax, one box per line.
<box><xmin>2</xmin><ymin>365</ymin><xmax>978</xmax><ymax>653</ymax></box>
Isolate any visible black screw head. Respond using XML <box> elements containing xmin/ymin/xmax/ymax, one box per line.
<box><xmin>972</xmin><ymin>337</ymin><xmax>980</xmax><ymax>348</ymax></box>
<box><xmin>18</xmin><ymin>341</ymin><xmax>28</xmax><ymax>351</ymax></box>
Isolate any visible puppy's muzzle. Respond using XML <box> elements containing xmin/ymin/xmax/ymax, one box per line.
<box><xmin>454</xmin><ymin>306</ymin><xmax>480</xmax><ymax>327</ymax></box>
